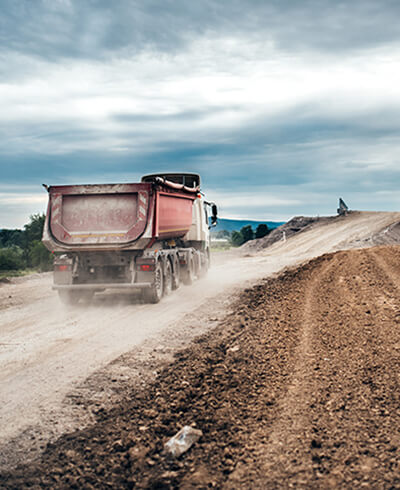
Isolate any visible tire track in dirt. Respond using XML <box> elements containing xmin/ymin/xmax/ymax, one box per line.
<box><xmin>367</xmin><ymin>247</ymin><xmax>400</xmax><ymax>331</ymax></box>
<box><xmin>289</xmin><ymin>248</ymin><xmax>400</xmax><ymax>489</ymax></box>
<box><xmin>228</xmin><ymin>258</ymin><xmax>335</xmax><ymax>487</ymax></box>
<box><xmin>368</xmin><ymin>246</ymin><xmax>400</xmax><ymax>292</ymax></box>
<box><xmin>229</xmin><ymin>247</ymin><xmax>400</xmax><ymax>488</ymax></box>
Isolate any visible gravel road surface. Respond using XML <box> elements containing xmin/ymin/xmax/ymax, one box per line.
<box><xmin>0</xmin><ymin>211</ymin><xmax>399</xmax><ymax>484</ymax></box>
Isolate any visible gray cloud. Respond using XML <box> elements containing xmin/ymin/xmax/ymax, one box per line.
<box><xmin>1</xmin><ymin>0</ymin><xmax>400</xmax><ymax>226</ymax></box>
<box><xmin>2</xmin><ymin>104</ymin><xmax>399</xmax><ymax>193</ymax></box>
<box><xmin>1</xmin><ymin>0</ymin><xmax>400</xmax><ymax>64</ymax></box>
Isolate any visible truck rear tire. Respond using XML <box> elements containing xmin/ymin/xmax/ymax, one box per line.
<box><xmin>182</xmin><ymin>256</ymin><xmax>195</xmax><ymax>285</ymax></box>
<box><xmin>142</xmin><ymin>261</ymin><xmax>164</xmax><ymax>303</ymax></box>
<box><xmin>171</xmin><ymin>256</ymin><xmax>180</xmax><ymax>290</ymax></box>
<box><xmin>163</xmin><ymin>260</ymin><xmax>172</xmax><ymax>296</ymax></box>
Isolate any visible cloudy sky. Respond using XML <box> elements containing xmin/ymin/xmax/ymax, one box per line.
<box><xmin>1</xmin><ymin>0</ymin><xmax>400</xmax><ymax>228</ymax></box>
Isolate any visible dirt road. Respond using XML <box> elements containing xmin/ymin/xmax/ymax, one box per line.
<box><xmin>0</xmin><ymin>211</ymin><xmax>399</xmax><ymax>476</ymax></box>
<box><xmin>2</xmin><ymin>245</ymin><xmax>400</xmax><ymax>488</ymax></box>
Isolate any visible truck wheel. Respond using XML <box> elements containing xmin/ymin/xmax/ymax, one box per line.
<box><xmin>58</xmin><ymin>290</ymin><xmax>80</xmax><ymax>305</ymax></box>
<box><xmin>171</xmin><ymin>257</ymin><xmax>180</xmax><ymax>290</ymax></box>
<box><xmin>163</xmin><ymin>260</ymin><xmax>172</xmax><ymax>296</ymax></box>
<box><xmin>142</xmin><ymin>261</ymin><xmax>164</xmax><ymax>303</ymax></box>
<box><xmin>182</xmin><ymin>256</ymin><xmax>195</xmax><ymax>285</ymax></box>
<box><xmin>198</xmin><ymin>254</ymin><xmax>209</xmax><ymax>278</ymax></box>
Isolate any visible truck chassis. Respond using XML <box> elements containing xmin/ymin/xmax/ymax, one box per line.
<box><xmin>53</xmin><ymin>246</ymin><xmax>209</xmax><ymax>304</ymax></box>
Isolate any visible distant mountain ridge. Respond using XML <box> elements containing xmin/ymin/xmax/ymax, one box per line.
<box><xmin>212</xmin><ymin>218</ymin><xmax>285</xmax><ymax>233</ymax></box>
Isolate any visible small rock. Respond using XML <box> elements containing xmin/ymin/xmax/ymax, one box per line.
<box><xmin>164</xmin><ymin>426</ymin><xmax>203</xmax><ymax>457</ymax></box>
<box><xmin>128</xmin><ymin>446</ymin><xmax>148</xmax><ymax>462</ymax></box>
<box><xmin>112</xmin><ymin>440</ymin><xmax>124</xmax><ymax>452</ymax></box>
<box><xmin>64</xmin><ymin>449</ymin><xmax>79</xmax><ymax>460</ymax></box>
<box><xmin>161</xmin><ymin>471</ymin><xmax>178</xmax><ymax>479</ymax></box>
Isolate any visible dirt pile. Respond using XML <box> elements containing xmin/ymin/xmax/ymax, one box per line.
<box><xmin>352</xmin><ymin>220</ymin><xmax>400</xmax><ymax>248</ymax></box>
<box><xmin>1</xmin><ymin>245</ymin><xmax>400</xmax><ymax>488</ymax></box>
<box><xmin>243</xmin><ymin>215</ymin><xmax>340</xmax><ymax>251</ymax></box>
<box><xmin>244</xmin><ymin>212</ymin><xmax>400</xmax><ymax>252</ymax></box>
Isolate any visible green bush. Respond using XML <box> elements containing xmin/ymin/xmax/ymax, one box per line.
<box><xmin>29</xmin><ymin>241</ymin><xmax>53</xmax><ymax>272</ymax></box>
<box><xmin>24</xmin><ymin>213</ymin><xmax>45</xmax><ymax>244</ymax></box>
<box><xmin>240</xmin><ymin>225</ymin><xmax>254</xmax><ymax>243</ymax></box>
<box><xmin>255</xmin><ymin>223</ymin><xmax>269</xmax><ymax>239</ymax></box>
<box><xmin>0</xmin><ymin>214</ymin><xmax>53</xmax><ymax>273</ymax></box>
<box><xmin>231</xmin><ymin>230</ymin><xmax>245</xmax><ymax>246</ymax></box>
<box><xmin>0</xmin><ymin>247</ymin><xmax>25</xmax><ymax>271</ymax></box>
<box><xmin>0</xmin><ymin>229</ymin><xmax>24</xmax><ymax>248</ymax></box>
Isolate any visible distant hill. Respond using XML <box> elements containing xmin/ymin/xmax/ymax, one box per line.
<box><xmin>211</xmin><ymin>218</ymin><xmax>285</xmax><ymax>234</ymax></box>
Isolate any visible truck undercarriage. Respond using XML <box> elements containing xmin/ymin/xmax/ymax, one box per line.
<box><xmin>53</xmin><ymin>245</ymin><xmax>209</xmax><ymax>304</ymax></box>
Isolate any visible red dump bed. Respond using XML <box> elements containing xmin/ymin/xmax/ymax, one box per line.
<box><xmin>44</xmin><ymin>182</ymin><xmax>197</xmax><ymax>250</ymax></box>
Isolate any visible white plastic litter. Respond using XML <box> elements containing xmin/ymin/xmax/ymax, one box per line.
<box><xmin>164</xmin><ymin>426</ymin><xmax>203</xmax><ymax>457</ymax></box>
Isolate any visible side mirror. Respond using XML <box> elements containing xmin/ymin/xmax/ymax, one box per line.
<box><xmin>211</xmin><ymin>204</ymin><xmax>218</xmax><ymax>226</ymax></box>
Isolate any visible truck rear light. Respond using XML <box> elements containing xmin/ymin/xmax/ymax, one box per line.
<box><xmin>55</xmin><ymin>265</ymin><xmax>69</xmax><ymax>271</ymax></box>
<box><xmin>179</xmin><ymin>259</ymin><xmax>187</xmax><ymax>265</ymax></box>
<box><xmin>139</xmin><ymin>264</ymin><xmax>155</xmax><ymax>272</ymax></box>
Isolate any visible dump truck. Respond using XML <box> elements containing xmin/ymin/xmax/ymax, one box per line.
<box><xmin>42</xmin><ymin>173</ymin><xmax>217</xmax><ymax>304</ymax></box>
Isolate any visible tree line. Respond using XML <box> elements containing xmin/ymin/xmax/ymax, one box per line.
<box><xmin>214</xmin><ymin>223</ymin><xmax>271</xmax><ymax>247</ymax></box>
<box><xmin>0</xmin><ymin>214</ymin><xmax>53</xmax><ymax>272</ymax></box>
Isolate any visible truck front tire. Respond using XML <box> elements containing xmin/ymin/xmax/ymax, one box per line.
<box><xmin>198</xmin><ymin>253</ymin><xmax>209</xmax><ymax>278</ymax></box>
